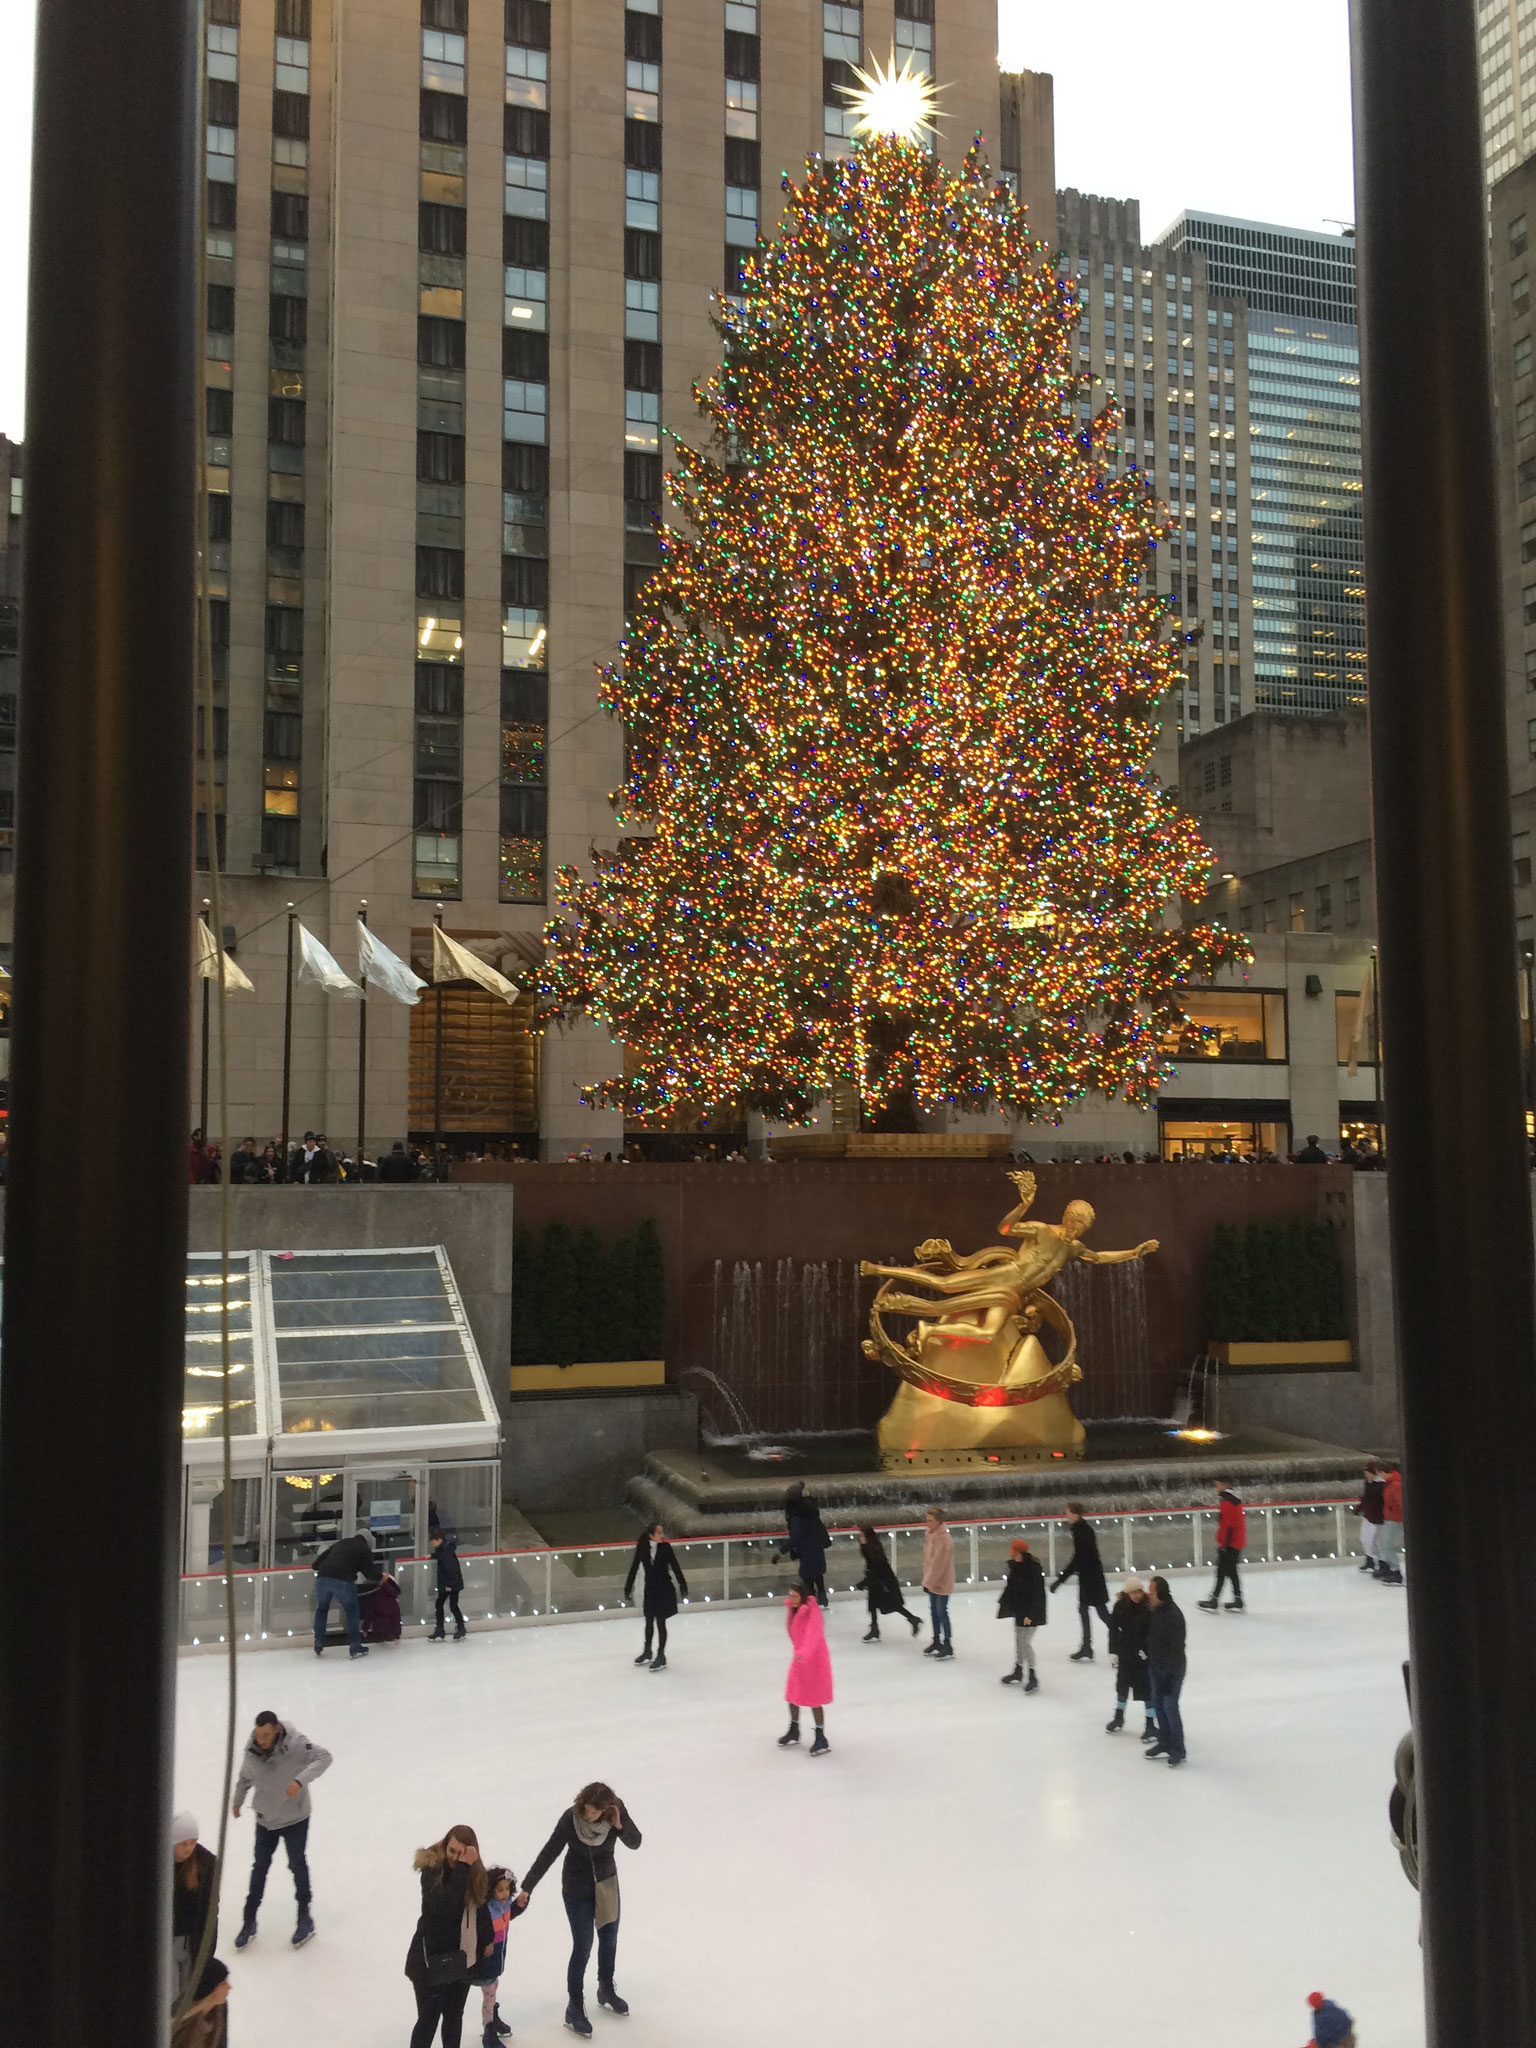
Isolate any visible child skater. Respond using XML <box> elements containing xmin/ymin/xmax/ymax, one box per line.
<box><xmin>996</xmin><ymin>1537</ymin><xmax>1047</xmax><ymax>1692</ymax></box>
<box><xmin>778</xmin><ymin>1581</ymin><xmax>834</xmax><ymax>1756</ymax></box>
<box><xmin>470</xmin><ymin>1865</ymin><xmax>525</xmax><ymax>2045</ymax></box>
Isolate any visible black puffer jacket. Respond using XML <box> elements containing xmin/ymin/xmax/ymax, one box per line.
<box><xmin>404</xmin><ymin>1858</ymin><xmax>493</xmax><ymax>1985</ymax></box>
<box><xmin>1146</xmin><ymin>1595</ymin><xmax>1187</xmax><ymax>1675</ymax></box>
<box><xmin>996</xmin><ymin>1553</ymin><xmax>1048</xmax><ymax>1627</ymax></box>
<box><xmin>1107</xmin><ymin>1592</ymin><xmax>1150</xmax><ymax>1699</ymax></box>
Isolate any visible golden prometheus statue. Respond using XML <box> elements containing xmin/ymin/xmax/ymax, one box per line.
<box><xmin>860</xmin><ymin>1171</ymin><xmax>1158</xmax><ymax>1461</ymax></box>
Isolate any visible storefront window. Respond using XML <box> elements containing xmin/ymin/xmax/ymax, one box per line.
<box><xmin>1159</xmin><ymin>1118</ymin><xmax>1290</xmax><ymax>1161</ymax></box>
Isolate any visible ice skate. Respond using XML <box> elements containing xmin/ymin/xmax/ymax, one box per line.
<box><xmin>453</xmin><ymin>1624</ymin><xmax>468</xmax><ymax>1641</ymax></box>
<box><xmin>633</xmin><ymin>1648</ymin><xmax>652</xmax><ymax>1664</ymax></box>
<box><xmin>906</xmin><ymin>1613</ymin><xmax>922</xmax><ymax>1636</ymax></box>
<box><xmin>234</xmin><ymin>1916</ymin><xmax>257</xmax><ymax>1950</ymax></box>
<box><xmin>564</xmin><ymin>2003</ymin><xmax>593</xmax><ymax>2038</ymax></box>
<box><xmin>292</xmin><ymin>1910</ymin><xmax>315</xmax><ymax>1948</ymax></box>
<box><xmin>487</xmin><ymin>2004</ymin><xmax>512</xmax><ymax>2038</ymax></box>
<box><xmin>809</xmin><ymin>1728</ymin><xmax>830</xmax><ymax>1757</ymax></box>
<box><xmin>1070</xmin><ymin>1646</ymin><xmax>1093</xmax><ymax>1662</ymax></box>
<box><xmin>862</xmin><ymin>1625</ymin><xmax>880</xmax><ymax>1642</ymax></box>
<box><xmin>1023</xmin><ymin>1669</ymin><xmax>1039</xmax><ymax>1694</ymax></box>
<box><xmin>777</xmin><ymin>1720</ymin><xmax>800</xmax><ymax>1746</ymax></box>
<box><xmin>1197</xmin><ymin>1596</ymin><xmax>1219</xmax><ymax>1612</ymax></box>
<box><xmin>1224</xmin><ymin>1599</ymin><xmax>1244</xmax><ymax>1612</ymax></box>
<box><xmin>649</xmin><ymin>1651</ymin><xmax>667</xmax><ymax>1671</ymax></box>
<box><xmin>597</xmin><ymin>1983</ymin><xmax>630</xmax><ymax>2015</ymax></box>
<box><xmin>430</xmin><ymin>1627</ymin><xmax>447</xmax><ymax>1641</ymax></box>
<box><xmin>1001</xmin><ymin>1665</ymin><xmax>1023</xmax><ymax>1685</ymax></box>
<box><xmin>1106</xmin><ymin>1706</ymin><xmax>1124</xmax><ymax>1732</ymax></box>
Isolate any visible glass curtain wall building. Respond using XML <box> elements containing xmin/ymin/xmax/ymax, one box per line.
<box><xmin>1158</xmin><ymin>215</ymin><xmax>1365</xmax><ymax>719</ymax></box>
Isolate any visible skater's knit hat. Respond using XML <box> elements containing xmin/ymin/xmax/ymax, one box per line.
<box><xmin>1308</xmin><ymin>1991</ymin><xmax>1354</xmax><ymax>2046</ymax></box>
<box><xmin>171</xmin><ymin>1811</ymin><xmax>200</xmax><ymax>1845</ymax></box>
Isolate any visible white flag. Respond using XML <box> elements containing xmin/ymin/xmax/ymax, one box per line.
<box><xmin>358</xmin><ymin>920</ymin><xmax>426</xmax><ymax>1006</ymax></box>
<box><xmin>432</xmin><ymin>925</ymin><xmax>522</xmax><ymax>1006</ymax></box>
<box><xmin>196</xmin><ymin>918</ymin><xmax>255</xmax><ymax>993</ymax></box>
<box><xmin>296</xmin><ymin>921</ymin><xmax>361</xmax><ymax>999</ymax></box>
<box><xmin>1346</xmin><ymin>985</ymin><xmax>1370</xmax><ymax>1079</ymax></box>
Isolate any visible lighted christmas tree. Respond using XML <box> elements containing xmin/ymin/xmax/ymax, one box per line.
<box><xmin>542</xmin><ymin>68</ymin><xmax>1245</xmax><ymax>1125</ymax></box>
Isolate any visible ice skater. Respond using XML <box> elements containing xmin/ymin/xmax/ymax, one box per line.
<box><xmin>854</xmin><ymin>1523</ymin><xmax>923</xmax><ymax>1641</ymax></box>
<box><xmin>1052</xmin><ymin>1502</ymin><xmax>1112</xmax><ymax>1659</ymax></box>
<box><xmin>1375</xmin><ymin>1464</ymin><xmax>1404</xmax><ymax>1585</ymax></box>
<box><xmin>996</xmin><ymin>1536</ymin><xmax>1046</xmax><ymax>1691</ymax></box>
<box><xmin>1105</xmin><ymin>1577</ymin><xmax>1153</xmax><ymax>1736</ymax></box>
<box><xmin>1143</xmin><ymin>1576</ymin><xmax>1187</xmax><ymax>1767</ymax></box>
<box><xmin>777</xmin><ymin>1480</ymin><xmax>831</xmax><ymax>1605</ymax></box>
<box><xmin>311</xmin><ymin>1526</ymin><xmax>382</xmax><ymax>1657</ymax></box>
<box><xmin>171</xmin><ymin>1811</ymin><xmax>218</xmax><ymax>2005</ymax></box>
<box><xmin>922</xmin><ymin>1506</ymin><xmax>956</xmax><ymax>1658</ymax></box>
<box><xmin>623</xmin><ymin>1520</ymin><xmax>688</xmax><ymax>1669</ymax></box>
<box><xmin>1355</xmin><ymin>1462</ymin><xmax>1385</xmax><ymax>1575</ymax></box>
<box><xmin>231</xmin><ymin>1710</ymin><xmax>332</xmax><ymax>1949</ymax></box>
<box><xmin>1198</xmin><ymin>1481</ymin><xmax>1247</xmax><ymax>1612</ymax></box>
<box><xmin>406</xmin><ymin>1823</ymin><xmax>491</xmax><ymax>2048</ymax></box>
<box><xmin>517</xmin><ymin>1783</ymin><xmax>641</xmax><ymax>2037</ymax></box>
<box><xmin>778</xmin><ymin>1579</ymin><xmax>834</xmax><ymax>1754</ymax></box>
<box><xmin>469</xmin><ymin>1865</ymin><xmax>525</xmax><ymax>2045</ymax></box>
<box><xmin>430</xmin><ymin>1526</ymin><xmax>467</xmax><ymax>1641</ymax></box>
<box><xmin>1303</xmin><ymin>1991</ymin><xmax>1356</xmax><ymax>2047</ymax></box>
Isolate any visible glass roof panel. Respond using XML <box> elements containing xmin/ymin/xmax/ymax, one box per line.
<box><xmin>184</xmin><ymin>1253</ymin><xmax>260</xmax><ymax>1438</ymax></box>
<box><xmin>268</xmin><ymin>1249</ymin><xmax>452</xmax><ymax>1329</ymax></box>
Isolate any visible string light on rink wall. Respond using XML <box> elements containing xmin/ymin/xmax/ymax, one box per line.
<box><xmin>540</xmin><ymin>124</ymin><xmax>1248</xmax><ymax>1123</ymax></box>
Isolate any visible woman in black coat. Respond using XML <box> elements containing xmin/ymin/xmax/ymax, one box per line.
<box><xmin>854</xmin><ymin>1523</ymin><xmax>923</xmax><ymax>1641</ymax></box>
<box><xmin>777</xmin><ymin>1480</ymin><xmax>830</xmax><ymax>1606</ymax></box>
<box><xmin>623</xmin><ymin>1522</ymin><xmax>688</xmax><ymax>1670</ymax></box>
<box><xmin>1105</xmin><ymin>1578</ymin><xmax>1153</xmax><ymax>1736</ymax></box>
<box><xmin>1050</xmin><ymin>1504</ymin><xmax>1112</xmax><ymax>1659</ymax></box>
<box><xmin>405</xmin><ymin>1824</ymin><xmax>495</xmax><ymax>2048</ymax></box>
<box><xmin>996</xmin><ymin>1538</ymin><xmax>1047</xmax><ymax>1691</ymax></box>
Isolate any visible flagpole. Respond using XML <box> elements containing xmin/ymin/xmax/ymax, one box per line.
<box><xmin>357</xmin><ymin>900</ymin><xmax>368</xmax><ymax>1175</ymax></box>
<box><xmin>199</xmin><ymin>896</ymin><xmax>211</xmax><ymax>1143</ymax></box>
<box><xmin>280</xmin><ymin>903</ymin><xmax>296</xmax><ymax>1171</ymax></box>
<box><xmin>1370</xmin><ymin>943</ymin><xmax>1384</xmax><ymax>1155</ymax></box>
<box><xmin>432</xmin><ymin>903</ymin><xmax>445</xmax><ymax>1182</ymax></box>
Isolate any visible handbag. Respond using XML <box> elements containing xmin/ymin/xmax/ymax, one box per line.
<box><xmin>418</xmin><ymin>1932</ymin><xmax>467</xmax><ymax>1987</ymax></box>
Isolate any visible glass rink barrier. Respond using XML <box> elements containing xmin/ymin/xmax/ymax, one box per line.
<box><xmin>179</xmin><ymin>1498</ymin><xmax>1370</xmax><ymax>1649</ymax></box>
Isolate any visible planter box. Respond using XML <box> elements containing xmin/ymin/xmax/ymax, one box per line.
<box><xmin>1208</xmin><ymin>1339</ymin><xmax>1353</xmax><ymax>1374</ymax></box>
<box><xmin>510</xmin><ymin>1359</ymin><xmax>666</xmax><ymax>1393</ymax></box>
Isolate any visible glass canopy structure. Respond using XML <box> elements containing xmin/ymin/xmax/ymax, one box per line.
<box><xmin>181</xmin><ymin>1246</ymin><xmax>501</xmax><ymax>1572</ymax></box>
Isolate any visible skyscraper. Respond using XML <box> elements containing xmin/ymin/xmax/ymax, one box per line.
<box><xmin>1159</xmin><ymin>214</ymin><xmax>1364</xmax><ymax>719</ymax></box>
<box><xmin>1055</xmin><ymin>190</ymin><xmax>1251</xmax><ymax>743</ymax></box>
<box><xmin>171</xmin><ymin>0</ymin><xmax>1039</xmax><ymax>1156</ymax></box>
<box><xmin>1478</xmin><ymin>0</ymin><xmax>1536</xmax><ymax>187</ymax></box>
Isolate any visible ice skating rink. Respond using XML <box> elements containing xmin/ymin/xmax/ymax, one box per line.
<box><xmin>176</xmin><ymin>1563</ymin><xmax>1421</xmax><ymax>2048</ymax></box>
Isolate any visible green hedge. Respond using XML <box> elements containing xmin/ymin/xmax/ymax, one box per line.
<box><xmin>512</xmin><ymin>1219</ymin><xmax>666</xmax><ymax>1366</ymax></box>
<box><xmin>1205</xmin><ymin>1219</ymin><xmax>1346</xmax><ymax>1343</ymax></box>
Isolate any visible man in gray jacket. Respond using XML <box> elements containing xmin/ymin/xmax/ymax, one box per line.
<box><xmin>232</xmin><ymin>1710</ymin><xmax>333</xmax><ymax>1949</ymax></box>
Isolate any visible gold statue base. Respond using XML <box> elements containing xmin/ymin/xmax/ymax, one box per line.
<box><xmin>875</xmin><ymin>1334</ymin><xmax>1087</xmax><ymax>1461</ymax></box>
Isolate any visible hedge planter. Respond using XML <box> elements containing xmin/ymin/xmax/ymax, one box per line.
<box><xmin>1208</xmin><ymin>1340</ymin><xmax>1354</xmax><ymax>1373</ymax></box>
<box><xmin>510</xmin><ymin>1359</ymin><xmax>666</xmax><ymax>1393</ymax></box>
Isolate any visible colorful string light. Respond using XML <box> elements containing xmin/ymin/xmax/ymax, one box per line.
<box><xmin>540</xmin><ymin>132</ymin><xmax>1248</xmax><ymax>1123</ymax></box>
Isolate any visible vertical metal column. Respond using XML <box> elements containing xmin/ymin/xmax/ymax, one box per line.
<box><xmin>1351</xmin><ymin>4</ymin><xmax>1536</xmax><ymax>2038</ymax></box>
<box><xmin>0</xmin><ymin>0</ymin><xmax>197</xmax><ymax>2039</ymax></box>
<box><xmin>280</xmin><ymin>904</ymin><xmax>296</xmax><ymax>1163</ymax></box>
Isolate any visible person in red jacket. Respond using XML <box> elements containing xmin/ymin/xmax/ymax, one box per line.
<box><xmin>1376</xmin><ymin>1466</ymin><xmax>1404</xmax><ymax>1585</ymax></box>
<box><xmin>1198</xmin><ymin>1482</ymin><xmax>1247</xmax><ymax>1613</ymax></box>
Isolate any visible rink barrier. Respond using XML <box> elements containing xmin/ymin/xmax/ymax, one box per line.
<box><xmin>177</xmin><ymin>1496</ymin><xmax>1378</xmax><ymax>1652</ymax></box>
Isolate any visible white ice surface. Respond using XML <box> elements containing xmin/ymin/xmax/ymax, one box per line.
<box><xmin>175</xmin><ymin>1564</ymin><xmax>1421</xmax><ymax>2048</ymax></box>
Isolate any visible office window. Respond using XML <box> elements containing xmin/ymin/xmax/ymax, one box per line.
<box><xmin>505</xmin><ymin>103</ymin><xmax>550</xmax><ymax>157</ymax></box>
<box><xmin>505</xmin><ymin>265</ymin><xmax>548</xmax><ymax>331</ymax></box>
<box><xmin>1513</xmin><ymin>212</ymin><xmax>1529</xmax><ymax>258</ymax></box>
<box><xmin>417</xmin><ymin>546</ymin><xmax>464</xmax><ymax>601</ymax></box>
<box><xmin>1218</xmin><ymin>753</ymin><xmax>1231</xmax><ymax>786</ymax></box>
<box><xmin>499</xmin><ymin>785</ymin><xmax>548</xmax><ymax>903</ymax></box>
<box><xmin>1517</xmin><ymin>334</ymin><xmax>1533</xmax><ymax>381</ymax></box>
<box><xmin>1261</xmin><ymin>898</ymin><xmax>1278</xmax><ymax>933</ymax></box>
<box><xmin>823</xmin><ymin>2</ymin><xmax>861</xmax><ymax>61</ymax></box>
<box><xmin>726</xmin><ymin>0</ymin><xmax>758</xmax><ymax>29</ymax></box>
<box><xmin>417</xmin><ymin>430</ymin><xmax>465</xmax><ymax>483</ymax></box>
<box><xmin>503</xmin><ymin>606</ymin><xmax>547</xmax><ymax>668</ymax></box>
<box><xmin>1315</xmin><ymin>883</ymin><xmax>1333</xmax><ymax>931</ymax></box>
<box><xmin>1343</xmin><ymin>874</ymin><xmax>1361</xmax><ymax>925</ymax></box>
<box><xmin>1521</xmin><ymin>394</ymin><xmax>1536</xmax><ymax>438</ymax></box>
<box><xmin>505</xmin><ymin>44</ymin><xmax>548</xmax><ymax>107</ymax></box>
<box><xmin>625</xmin><ymin>228</ymin><xmax>661</xmax><ymax>279</ymax></box>
<box><xmin>625</xmin><ymin>277</ymin><xmax>660</xmax><ymax>340</ymax></box>
<box><xmin>503</xmin><ymin>379</ymin><xmax>548</xmax><ymax>444</ymax></box>
<box><xmin>420</xmin><ymin>200</ymin><xmax>467</xmax><ymax>254</ymax></box>
<box><xmin>1161</xmin><ymin>990</ymin><xmax>1286</xmax><ymax>1062</ymax></box>
<box><xmin>1516</xmin><ymin>274</ymin><xmax>1531</xmax><ymax>313</ymax></box>
<box><xmin>1516</xmin><ymin>831</ymin><xmax>1533</xmax><ymax>887</ymax></box>
<box><xmin>1524</xmin><ymin>580</ymin><xmax>1536</xmax><ymax>625</ymax></box>
<box><xmin>894</xmin><ymin>9</ymin><xmax>932</xmax><ymax>77</ymax></box>
<box><xmin>1289</xmin><ymin>892</ymin><xmax>1305</xmax><ymax>931</ymax></box>
<box><xmin>207</xmin><ymin>124</ymin><xmax>237</xmax><ymax>183</ymax></box>
<box><xmin>505</xmin><ymin>156</ymin><xmax>548</xmax><ymax>218</ymax></box>
<box><xmin>415</xmin><ymin>663</ymin><xmax>464</xmax><ymax>716</ymax></box>
<box><xmin>420</xmin><ymin>87</ymin><xmax>466</xmax><ymax>143</ymax></box>
<box><xmin>725</xmin><ymin>184</ymin><xmax>759</xmax><ymax>244</ymax></box>
<box><xmin>266</xmin><ymin>498</ymin><xmax>305</xmax><ymax>547</ymax></box>
<box><xmin>505</xmin><ymin>0</ymin><xmax>552</xmax><ymax>47</ymax></box>
<box><xmin>423</xmin><ymin>27</ymin><xmax>466</xmax><ymax>92</ymax></box>
<box><xmin>274</xmin><ymin>33</ymin><xmax>309</xmax><ymax>92</ymax></box>
<box><xmin>626</xmin><ymin>60</ymin><xmax>660</xmax><ymax>120</ymax></box>
<box><xmin>1528</xmin><ymin>715</ymin><xmax>1536</xmax><ymax>758</ymax></box>
<box><xmin>624</xmin><ymin>338</ymin><xmax>661</xmax><ymax>392</ymax></box>
<box><xmin>626</xmin><ymin>168</ymin><xmax>660</xmax><ymax>230</ymax></box>
<box><xmin>625</xmin><ymin>10</ymin><xmax>662</xmax><ymax>60</ymax></box>
<box><xmin>419</xmin><ymin>315</ymin><xmax>467</xmax><ymax>369</ymax></box>
<box><xmin>264</xmin><ymin>763</ymin><xmax>299</xmax><ymax>816</ymax></box>
<box><xmin>625</xmin><ymin>389</ymin><xmax>660</xmax><ymax>448</ymax></box>
<box><xmin>726</xmin><ymin>78</ymin><xmax>758</xmax><ymax>138</ymax></box>
<box><xmin>1202</xmin><ymin>758</ymin><xmax>1215</xmax><ymax>793</ymax></box>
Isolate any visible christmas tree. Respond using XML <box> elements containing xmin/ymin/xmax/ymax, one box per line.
<box><xmin>542</xmin><ymin>74</ymin><xmax>1245</xmax><ymax>1125</ymax></box>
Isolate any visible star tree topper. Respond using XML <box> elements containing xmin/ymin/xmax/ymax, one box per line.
<box><xmin>842</xmin><ymin>49</ymin><xmax>941</xmax><ymax>145</ymax></box>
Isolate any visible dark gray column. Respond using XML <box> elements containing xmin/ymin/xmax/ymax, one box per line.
<box><xmin>1351</xmin><ymin>2</ymin><xmax>1536</xmax><ymax>2038</ymax></box>
<box><xmin>0</xmin><ymin>0</ymin><xmax>197</xmax><ymax>2040</ymax></box>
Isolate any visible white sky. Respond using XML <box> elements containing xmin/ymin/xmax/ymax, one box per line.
<box><xmin>0</xmin><ymin>0</ymin><xmax>1356</xmax><ymax>443</ymax></box>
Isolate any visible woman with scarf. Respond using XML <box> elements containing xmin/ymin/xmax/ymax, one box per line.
<box><xmin>406</xmin><ymin>1823</ymin><xmax>493</xmax><ymax>2048</ymax></box>
<box><xmin>623</xmin><ymin>1520</ymin><xmax>689</xmax><ymax>1669</ymax></box>
<box><xmin>517</xmin><ymin>1783</ymin><xmax>642</xmax><ymax>2039</ymax></box>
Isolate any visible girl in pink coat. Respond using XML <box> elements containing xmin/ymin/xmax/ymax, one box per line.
<box><xmin>778</xmin><ymin>1582</ymin><xmax>834</xmax><ymax>1757</ymax></box>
